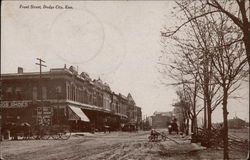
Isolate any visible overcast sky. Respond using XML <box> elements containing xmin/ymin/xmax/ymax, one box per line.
<box><xmin>2</xmin><ymin>1</ymin><xmax>249</xmax><ymax>122</ymax></box>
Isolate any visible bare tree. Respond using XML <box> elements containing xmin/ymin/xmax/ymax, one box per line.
<box><xmin>173</xmin><ymin>81</ymin><xmax>203</xmax><ymax>135</ymax></box>
<box><xmin>162</xmin><ymin>0</ymin><xmax>250</xmax><ymax>66</ymax></box>
<box><xmin>208</xmin><ymin>13</ymin><xmax>248</xmax><ymax>159</ymax></box>
<box><xmin>160</xmin><ymin>1</ymin><xmax>248</xmax><ymax>159</ymax></box>
<box><xmin>160</xmin><ymin>0</ymin><xmax>223</xmax><ymax>141</ymax></box>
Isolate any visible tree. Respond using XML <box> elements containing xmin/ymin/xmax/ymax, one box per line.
<box><xmin>208</xmin><ymin>13</ymin><xmax>248</xmax><ymax>159</ymax></box>
<box><xmin>162</xmin><ymin>0</ymin><xmax>250</xmax><ymax>66</ymax></box>
<box><xmin>173</xmin><ymin>82</ymin><xmax>203</xmax><ymax>135</ymax></box>
<box><xmin>160</xmin><ymin>1</ymin><xmax>248</xmax><ymax>159</ymax></box>
<box><xmin>160</xmin><ymin>0</ymin><xmax>224</xmax><ymax>141</ymax></box>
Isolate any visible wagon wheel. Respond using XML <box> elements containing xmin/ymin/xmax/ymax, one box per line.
<box><xmin>59</xmin><ymin>129</ymin><xmax>71</xmax><ymax>140</ymax></box>
<box><xmin>40</xmin><ymin>128</ymin><xmax>51</xmax><ymax>140</ymax></box>
<box><xmin>153</xmin><ymin>135</ymin><xmax>158</xmax><ymax>142</ymax></box>
<box><xmin>50</xmin><ymin>131</ymin><xmax>60</xmax><ymax>140</ymax></box>
<box><xmin>30</xmin><ymin>127</ymin><xmax>40</xmax><ymax>140</ymax></box>
<box><xmin>148</xmin><ymin>135</ymin><xmax>153</xmax><ymax>142</ymax></box>
<box><xmin>161</xmin><ymin>135</ymin><xmax>166</xmax><ymax>141</ymax></box>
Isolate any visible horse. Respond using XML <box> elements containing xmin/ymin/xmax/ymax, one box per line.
<box><xmin>2</xmin><ymin>122</ymin><xmax>32</xmax><ymax>140</ymax></box>
<box><xmin>103</xmin><ymin>125</ymin><xmax>111</xmax><ymax>133</ymax></box>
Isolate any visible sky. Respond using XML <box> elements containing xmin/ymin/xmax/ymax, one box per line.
<box><xmin>1</xmin><ymin>1</ymin><xmax>249</xmax><ymax>123</ymax></box>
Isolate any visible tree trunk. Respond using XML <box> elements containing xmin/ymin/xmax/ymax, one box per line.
<box><xmin>193</xmin><ymin>75</ymin><xmax>198</xmax><ymax>133</ymax></box>
<box><xmin>193</xmin><ymin>115</ymin><xmax>197</xmax><ymax>133</ymax></box>
<box><xmin>240</xmin><ymin>1</ymin><xmax>250</xmax><ymax>66</ymax></box>
<box><xmin>203</xmin><ymin>97</ymin><xmax>207</xmax><ymax>128</ymax></box>
<box><xmin>191</xmin><ymin>116</ymin><xmax>197</xmax><ymax>134</ymax></box>
<box><xmin>186</xmin><ymin>118</ymin><xmax>189</xmax><ymax>135</ymax></box>
<box><xmin>207</xmin><ymin>98</ymin><xmax>212</xmax><ymax>147</ymax></box>
<box><xmin>222</xmin><ymin>88</ymin><xmax>229</xmax><ymax>160</ymax></box>
<box><xmin>191</xmin><ymin>118</ymin><xmax>194</xmax><ymax>133</ymax></box>
<box><xmin>243</xmin><ymin>27</ymin><xmax>250</xmax><ymax>66</ymax></box>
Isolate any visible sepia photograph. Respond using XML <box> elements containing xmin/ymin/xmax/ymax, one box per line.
<box><xmin>0</xmin><ymin>0</ymin><xmax>249</xmax><ymax>159</ymax></box>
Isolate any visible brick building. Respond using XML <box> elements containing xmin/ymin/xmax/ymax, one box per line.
<box><xmin>0</xmin><ymin>66</ymin><xmax>142</xmax><ymax>132</ymax></box>
<box><xmin>151</xmin><ymin>111</ymin><xmax>173</xmax><ymax>129</ymax></box>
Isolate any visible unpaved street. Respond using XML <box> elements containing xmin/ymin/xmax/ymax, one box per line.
<box><xmin>0</xmin><ymin>131</ymin><xmax>247</xmax><ymax>160</ymax></box>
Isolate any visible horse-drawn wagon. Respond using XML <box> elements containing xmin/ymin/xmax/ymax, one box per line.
<box><xmin>1</xmin><ymin>105</ymin><xmax>71</xmax><ymax>140</ymax></box>
<box><xmin>148</xmin><ymin>129</ymin><xmax>167</xmax><ymax>142</ymax></box>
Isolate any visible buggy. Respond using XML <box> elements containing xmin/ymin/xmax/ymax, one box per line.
<box><xmin>148</xmin><ymin>129</ymin><xmax>167</xmax><ymax>142</ymax></box>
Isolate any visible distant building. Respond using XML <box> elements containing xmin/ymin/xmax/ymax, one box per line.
<box><xmin>228</xmin><ymin>117</ymin><xmax>247</xmax><ymax>129</ymax></box>
<box><xmin>151</xmin><ymin>111</ymin><xmax>173</xmax><ymax>129</ymax></box>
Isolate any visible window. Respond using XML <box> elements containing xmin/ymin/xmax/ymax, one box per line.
<box><xmin>67</xmin><ymin>85</ymin><xmax>70</xmax><ymax>100</ymax></box>
<box><xmin>6</xmin><ymin>87</ymin><xmax>12</xmax><ymax>99</ymax></box>
<box><xmin>42</xmin><ymin>86</ymin><xmax>47</xmax><ymax>100</ymax></box>
<box><xmin>15</xmin><ymin>87</ymin><xmax>22</xmax><ymax>100</ymax></box>
<box><xmin>84</xmin><ymin>90</ymin><xmax>88</xmax><ymax>103</ymax></box>
<box><xmin>56</xmin><ymin>86</ymin><xmax>62</xmax><ymax>93</ymax></box>
<box><xmin>71</xmin><ymin>85</ymin><xmax>75</xmax><ymax>101</ymax></box>
<box><xmin>32</xmin><ymin>87</ymin><xmax>38</xmax><ymax>100</ymax></box>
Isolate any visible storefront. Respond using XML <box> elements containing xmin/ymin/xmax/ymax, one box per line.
<box><xmin>0</xmin><ymin>100</ymin><xmax>128</xmax><ymax>132</ymax></box>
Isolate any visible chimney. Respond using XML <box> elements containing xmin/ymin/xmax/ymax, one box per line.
<box><xmin>18</xmin><ymin>67</ymin><xmax>23</xmax><ymax>74</ymax></box>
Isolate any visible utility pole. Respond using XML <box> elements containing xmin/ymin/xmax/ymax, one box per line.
<box><xmin>36</xmin><ymin>58</ymin><xmax>47</xmax><ymax>125</ymax></box>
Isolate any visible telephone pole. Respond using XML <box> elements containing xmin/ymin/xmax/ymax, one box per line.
<box><xmin>36</xmin><ymin>58</ymin><xmax>47</xmax><ymax>125</ymax></box>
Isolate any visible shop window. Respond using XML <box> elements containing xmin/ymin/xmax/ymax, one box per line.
<box><xmin>53</xmin><ymin>108</ymin><xmax>66</xmax><ymax>124</ymax></box>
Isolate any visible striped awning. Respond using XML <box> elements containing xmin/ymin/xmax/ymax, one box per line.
<box><xmin>68</xmin><ymin>105</ymin><xmax>90</xmax><ymax>122</ymax></box>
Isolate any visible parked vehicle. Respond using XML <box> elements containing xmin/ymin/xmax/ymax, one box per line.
<box><xmin>122</xmin><ymin>123</ymin><xmax>137</xmax><ymax>132</ymax></box>
<box><xmin>30</xmin><ymin>124</ymin><xmax>71</xmax><ymax>140</ymax></box>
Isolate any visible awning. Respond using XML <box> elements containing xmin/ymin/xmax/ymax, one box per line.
<box><xmin>68</xmin><ymin>105</ymin><xmax>90</xmax><ymax>122</ymax></box>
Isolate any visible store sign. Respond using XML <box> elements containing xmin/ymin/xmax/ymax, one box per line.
<box><xmin>0</xmin><ymin>101</ymin><xmax>29</xmax><ymax>108</ymax></box>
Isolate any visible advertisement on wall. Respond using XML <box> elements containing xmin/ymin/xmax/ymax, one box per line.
<box><xmin>37</xmin><ymin>106</ymin><xmax>53</xmax><ymax>125</ymax></box>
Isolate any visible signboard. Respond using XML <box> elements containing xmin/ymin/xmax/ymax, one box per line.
<box><xmin>37</xmin><ymin>106</ymin><xmax>53</xmax><ymax>125</ymax></box>
<box><xmin>0</xmin><ymin>101</ymin><xmax>30</xmax><ymax>108</ymax></box>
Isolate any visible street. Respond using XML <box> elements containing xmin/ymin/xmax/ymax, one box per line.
<box><xmin>1</xmin><ymin>130</ymin><xmax>247</xmax><ymax>160</ymax></box>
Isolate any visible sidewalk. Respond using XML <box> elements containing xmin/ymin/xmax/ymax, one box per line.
<box><xmin>71</xmin><ymin>131</ymin><xmax>111</xmax><ymax>137</ymax></box>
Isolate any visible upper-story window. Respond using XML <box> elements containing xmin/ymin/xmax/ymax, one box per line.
<box><xmin>83</xmin><ymin>90</ymin><xmax>88</xmax><ymax>103</ymax></box>
<box><xmin>15</xmin><ymin>87</ymin><xmax>22</xmax><ymax>100</ymax></box>
<box><xmin>33</xmin><ymin>87</ymin><xmax>38</xmax><ymax>100</ymax></box>
<box><xmin>55</xmin><ymin>85</ymin><xmax>62</xmax><ymax>99</ymax></box>
<box><xmin>71</xmin><ymin>84</ymin><xmax>75</xmax><ymax>101</ymax></box>
<box><xmin>56</xmin><ymin>86</ymin><xmax>62</xmax><ymax>93</ymax></box>
<box><xmin>6</xmin><ymin>87</ymin><xmax>12</xmax><ymax>99</ymax></box>
<box><xmin>67</xmin><ymin>85</ymin><xmax>70</xmax><ymax>100</ymax></box>
<box><xmin>42</xmin><ymin>86</ymin><xmax>47</xmax><ymax>100</ymax></box>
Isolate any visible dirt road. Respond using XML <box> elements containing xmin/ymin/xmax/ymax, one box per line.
<box><xmin>0</xmin><ymin>131</ymin><xmax>247</xmax><ymax>160</ymax></box>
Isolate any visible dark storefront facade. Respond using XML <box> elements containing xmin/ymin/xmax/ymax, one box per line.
<box><xmin>0</xmin><ymin>66</ymin><xmax>141</xmax><ymax>132</ymax></box>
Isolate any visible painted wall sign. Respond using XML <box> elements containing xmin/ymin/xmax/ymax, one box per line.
<box><xmin>0</xmin><ymin>101</ymin><xmax>30</xmax><ymax>108</ymax></box>
<box><xmin>37</xmin><ymin>106</ymin><xmax>53</xmax><ymax>125</ymax></box>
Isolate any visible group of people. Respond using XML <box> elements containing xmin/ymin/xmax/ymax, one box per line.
<box><xmin>168</xmin><ymin>118</ymin><xmax>179</xmax><ymax>134</ymax></box>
